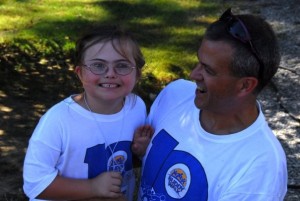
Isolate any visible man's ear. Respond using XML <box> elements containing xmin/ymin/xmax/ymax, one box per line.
<box><xmin>237</xmin><ymin>77</ymin><xmax>258</xmax><ymax>96</ymax></box>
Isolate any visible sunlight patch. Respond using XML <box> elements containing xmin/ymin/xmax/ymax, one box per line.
<box><xmin>0</xmin><ymin>105</ymin><xmax>12</xmax><ymax>112</ymax></box>
<box><xmin>0</xmin><ymin>90</ymin><xmax>7</xmax><ymax>98</ymax></box>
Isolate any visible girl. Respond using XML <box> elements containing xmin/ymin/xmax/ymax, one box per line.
<box><xmin>23</xmin><ymin>25</ymin><xmax>150</xmax><ymax>201</ymax></box>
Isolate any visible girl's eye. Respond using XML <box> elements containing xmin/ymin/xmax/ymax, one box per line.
<box><xmin>91</xmin><ymin>63</ymin><xmax>106</xmax><ymax>69</ymax></box>
<box><xmin>116</xmin><ymin>63</ymin><xmax>131</xmax><ymax>69</ymax></box>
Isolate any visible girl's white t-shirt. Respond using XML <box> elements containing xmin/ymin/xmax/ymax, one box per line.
<box><xmin>24</xmin><ymin>94</ymin><xmax>146</xmax><ymax>201</ymax></box>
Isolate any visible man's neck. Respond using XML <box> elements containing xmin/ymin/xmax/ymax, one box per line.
<box><xmin>200</xmin><ymin>104</ymin><xmax>259</xmax><ymax>135</ymax></box>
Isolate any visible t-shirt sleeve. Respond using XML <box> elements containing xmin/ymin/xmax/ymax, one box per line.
<box><xmin>147</xmin><ymin>79</ymin><xmax>196</xmax><ymax>129</ymax></box>
<box><xmin>23</xmin><ymin>110</ymin><xmax>63</xmax><ymax>199</ymax></box>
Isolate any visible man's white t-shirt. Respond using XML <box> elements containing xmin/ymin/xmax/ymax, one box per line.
<box><xmin>139</xmin><ymin>79</ymin><xmax>287</xmax><ymax>201</ymax></box>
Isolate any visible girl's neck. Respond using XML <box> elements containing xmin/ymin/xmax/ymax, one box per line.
<box><xmin>75</xmin><ymin>93</ymin><xmax>125</xmax><ymax>114</ymax></box>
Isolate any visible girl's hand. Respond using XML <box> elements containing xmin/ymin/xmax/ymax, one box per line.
<box><xmin>131</xmin><ymin>125</ymin><xmax>154</xmax><ymax>157</ymax></box>
<box><xmin>90</xmin><ymin>171</ymin><xmax>123</xmax><ymax>199</ymax></box>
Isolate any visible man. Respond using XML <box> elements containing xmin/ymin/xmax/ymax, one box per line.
<box><xmin>136</xmin><ymin>8</ymin><xmax>287</xmax><ymax>201</ymax></box>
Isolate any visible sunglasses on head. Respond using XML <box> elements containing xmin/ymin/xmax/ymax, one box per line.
<box><xmin>219</xmin><ymin>8</ymin><xmax>264</xmax><ymax>78</ymax></box>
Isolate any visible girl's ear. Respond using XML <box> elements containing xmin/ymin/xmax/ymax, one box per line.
<box><xmin>135</xmin><ymin>68</ymin><xmax>142</xmax><ymax>83</ymax></box>
<box><xmin>237</xmin><ymin>77</ymin><xmax>258</xmax><ymax>96</ymax></box>
<box><xmin>74</xmin><ymin>66</ymin><xmax>82</xmax><ymax>80</ymax></box>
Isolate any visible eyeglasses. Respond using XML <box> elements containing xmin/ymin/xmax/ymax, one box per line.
<box><xmin>82</xmin><ymin>62</ymin><xmax>136</xmax><ymax>76</ymax></box>
<box><xmin>219</xmin><ymin>8</ymin><xmax>264</xmax><ymax>77</ymax></box>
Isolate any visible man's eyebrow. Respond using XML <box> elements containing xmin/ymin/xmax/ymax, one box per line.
<box><xmin>199</xmin><ymin>60</ymin><xmax>209</xmax><ymax>68</ymax></box>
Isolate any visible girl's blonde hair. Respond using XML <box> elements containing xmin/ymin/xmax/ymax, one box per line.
<box><xmin>75</xmin><ymin>25</ymin><xmax>145</xmax><ymax>78</ymax></box>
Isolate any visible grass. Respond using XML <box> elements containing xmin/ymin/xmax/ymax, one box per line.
<box><xmin>0</xmin><ymin>0</ymin><xmax>226</xmax><ymax>81</ymax></box>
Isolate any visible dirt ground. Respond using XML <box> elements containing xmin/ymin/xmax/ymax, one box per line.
<box><xmin>230</xmin><ymin>1</ymin><xmax>300</xmax><ymax>200</ymax></box>
<box><xmin>0</xmin><ymin>42</ymin><xmax>77</xmax><ymax>200</ymax></box>
<box><xmin>1</xmin><ymin>0</ymin><xmax>300</xmax><ymax>200</ymax></box>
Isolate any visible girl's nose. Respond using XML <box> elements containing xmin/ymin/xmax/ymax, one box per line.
<box><xmin>104</xmin><ymin>66</ymin><xmax>117</xmax><ymax>78</ymax></box>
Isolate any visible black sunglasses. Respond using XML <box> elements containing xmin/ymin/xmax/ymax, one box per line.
<box><xmin>219</xmin><ymin>8</ymin><xmax>264</xmax><ymax>78</ymax></box>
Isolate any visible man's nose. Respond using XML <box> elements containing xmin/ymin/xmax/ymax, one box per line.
<box><xmin>190</xmin><ymin>63</ymin><xmax>203</xmax><ymax>78</ymax></box>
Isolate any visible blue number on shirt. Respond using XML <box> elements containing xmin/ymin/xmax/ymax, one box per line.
<box><xmin>84</xmin><ymin>141</ymin><xmax>132</xmax><ymax>178</ymax></box>
<box><xmin>141</xmin><ymin>129</ymin><xmax>208</xmax><ymax>200</ymax></box>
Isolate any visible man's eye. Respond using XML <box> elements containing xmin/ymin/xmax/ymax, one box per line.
<box><xmin>204</xmin><ymin>66</ymin><xmax>216</xmax><ymax>75</ymax></box>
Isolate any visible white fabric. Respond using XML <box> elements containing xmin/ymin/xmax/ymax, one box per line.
<box><xmin>138</xmin><ymin>79</ymin><xmax>287</xmax><ymax>201</ymax></box>
<box><xmin>23</xmin><ymin>94</ymin><xmax>146</xmax><ymax>201</ymax></box>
